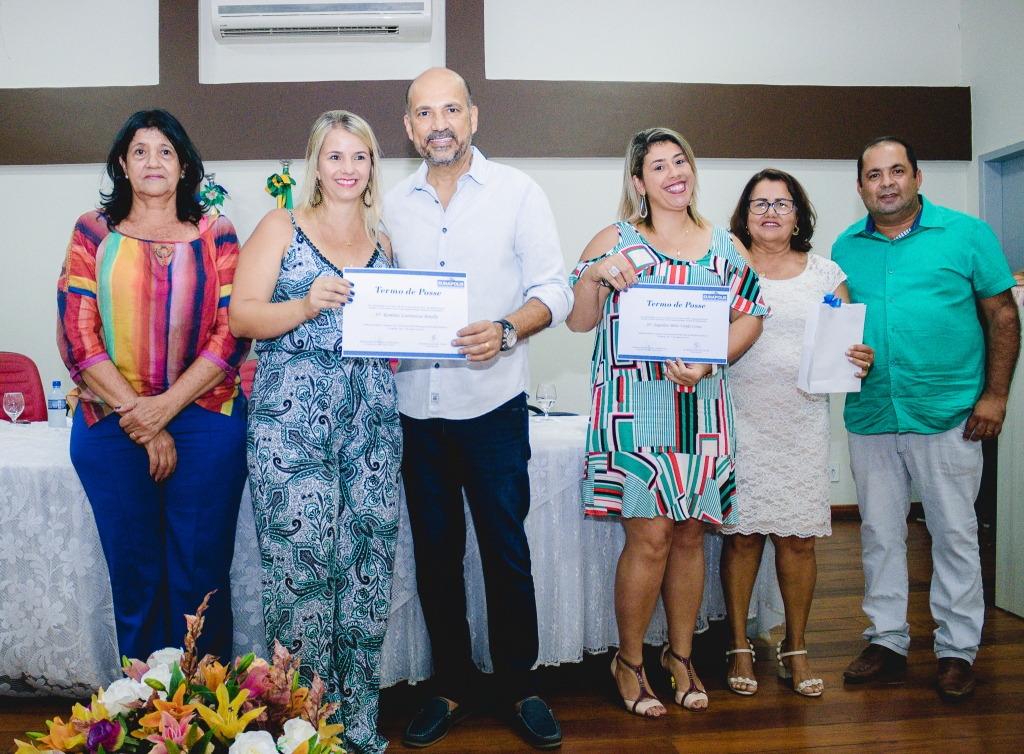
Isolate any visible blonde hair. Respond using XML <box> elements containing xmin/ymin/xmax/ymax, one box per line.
<box><xmin>618</xmin><ymin>127</ymin><xmax>707</xmax><ymax>231</ymax></box>
<box><xmin>296</xmin><ymin>110</ymin><xmax>386</xmax><ymax>242</ymax></box>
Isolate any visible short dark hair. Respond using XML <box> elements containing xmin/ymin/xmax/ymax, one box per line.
<box><xmin>730</xmin><ymin>168</ymin><xmax>817</xmax><ymax>253</ymax></box>
<box><xmin>99</xmin><ymin>109</ymin><xmax>206</xmax><ymax>228</ymax></box>
<box><xmin>857</xmin><ymin>136</ymin><xmax>919</xmax><ymax>185</ymax></box>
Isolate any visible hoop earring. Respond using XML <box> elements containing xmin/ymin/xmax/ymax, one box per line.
<box><xmin>312</xmin><ymin>177</ymin><xmax>323</xmax><ymax>207</ymax></box>
<box><xmin>362</xmin><ymin>186</ymin><xmax>372</xmax><ymax>208</ymax></box>
<box><xmin>792</xmin><ymin>226</ymin><xmax>799</xmax><ymax>236</ymax></box>
<box><xmin>639</xmin><ymin>194</ymin><xmax>648</xmax><ymax>219</ymax></box>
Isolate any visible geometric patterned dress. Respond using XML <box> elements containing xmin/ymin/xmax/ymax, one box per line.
<box><xmin>247</xmin><ymin>213</ymin><xmax>402</xmax><ymax>754</ymax></box>
<box><xmin>571</xmin><ymin>222</ymin><xmax>769</xmax><ymax>525</ymax></box>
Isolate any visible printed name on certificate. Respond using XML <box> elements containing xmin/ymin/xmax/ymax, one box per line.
<box><xmin>616</xmin><ymin>284</ymin><xmax>731</xmax><ymax>364</ymax></box>
<box><xmin>341</xmin><ymin>268</ymin><xmax>469</xmax><ymax>360</ymax></box>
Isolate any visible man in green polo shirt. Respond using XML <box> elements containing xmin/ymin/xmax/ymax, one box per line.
<box><xmin>833</xmin><ymin>136</ymin><xmax>1020</xmax><ymax>699</ymax></box>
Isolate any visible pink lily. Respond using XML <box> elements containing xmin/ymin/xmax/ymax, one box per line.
<box><xmin>145</xmin><ymin>712</ymin><xmax>193</xmax><ymax>754</ymax></box>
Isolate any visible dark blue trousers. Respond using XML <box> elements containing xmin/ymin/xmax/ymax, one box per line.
<box><xmin>70</xmin><ymin>402</ymin><xmax>247</xmax><ymax>662</ymax></box>
<box><xmin>401</xmin><ymin>393</ymin><xmax>539</xmax><ymax>705</ymax></box>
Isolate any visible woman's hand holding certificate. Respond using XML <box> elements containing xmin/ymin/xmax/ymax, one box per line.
<box><xmin>341</xmin><ymin>268</ymin><xmax>469</xmax><ymax>359</ymax></box>
<box><xmin>616</xmin><ymin>284</ymin><xmax>731</xmax><ymax>364</ymax></box>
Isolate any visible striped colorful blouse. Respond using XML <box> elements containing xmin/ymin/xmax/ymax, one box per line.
<box><xmin>570</xmin><ymin>223</ymin><xmax>769</xmax><ymax>524</ymax></box>
<box><xmin>57</xmin><ymin>211</ymin><xmax>250</xmax><ymax>427</ymax></box>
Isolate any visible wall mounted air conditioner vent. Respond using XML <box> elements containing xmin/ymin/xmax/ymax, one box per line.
<box><xmin>213</xmin><ymin>1</ymin><xmax>431</xmax><ymax>43</ymax></box>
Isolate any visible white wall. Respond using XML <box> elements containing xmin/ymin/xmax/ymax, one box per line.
<box><xmin>0</xmin><ymin>157</ymin><xmax>969</xmax><ymax>505</ymax></box>
<box><xmin>0</xmin><ymin>1</ymin><xmax>158</xmax><ymax>88</ymax></box>
<box><xmin>961</xmin><ymin>0</ymin><xmax>1024</xmax><ymax>213</ymax></box>
<box><xmin>485</xmin><ymin>0</ymin><xmax>963</xmax><ymax>86</ymax></box>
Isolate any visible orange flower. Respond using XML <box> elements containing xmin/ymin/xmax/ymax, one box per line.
<box><xmin>39</xmin><ymin>718</ymin><xmax>87</xmax><ymax>752</ymax></box>
<box><xmin>200</xmin><ymin>661</ymin><xmax>229</xmax><ymax>692</ymax></box>
<box><xmin>138</xmin><ymin>685</ymin><xmax>196</xmax><ymax>730</ymax></box>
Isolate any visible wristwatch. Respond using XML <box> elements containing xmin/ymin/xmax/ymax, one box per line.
<box><xmin>497</xmin><ymin>319</ymin><xmax>518</xmax><ymax>351</ymax></box>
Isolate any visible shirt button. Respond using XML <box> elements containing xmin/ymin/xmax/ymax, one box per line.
<box><xmin>440</xmin><ymin>261</ymin><xmax>445</xmax><ymax>267</ymax></box>
<box><xmin>442</xmin><ymin>227</ymin><xmax>447</xmax><ymax>233</ymax></box>
<box><xmin>434</xmin><ymin>363</ymin><xmax>440</xmax><ymax>369</ymax></box>
<box><xmin>889</xmin><ymin>298</ymin><xmax>894</xmax><ymax>302</ymax></box>
<box><xmin>888</xmin><ymin>270</ymin><xmax>894</xmax><ymax>274</ymax></box>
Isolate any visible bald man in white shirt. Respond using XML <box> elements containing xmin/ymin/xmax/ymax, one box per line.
<box><xmin>385</xmin><ymin>68</ymin><xmax>571</xmax><ymax>751</ymax></box>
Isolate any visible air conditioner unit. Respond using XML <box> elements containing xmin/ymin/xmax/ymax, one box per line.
<box><xmin>212</xmin><ymin>1</ymin><xmax>432</xmax><ymax>43</ymax></box>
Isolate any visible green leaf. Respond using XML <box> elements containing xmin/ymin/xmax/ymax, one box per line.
<box><xmin>291</xmin><ymin>673</ymin><xmax>299</xmax><ymax>691</ymax></box>
<box><xmin>166</xmin><ymin>739</ymin><xmax>181</xmax><ymax>754</ymax></box>
<box><xmin>188</xmin><ymin>728</ymin><xmax>215</xmax><ymax>754</ymax></box>
<box><xmin>121</xmin><ymin>655</ymin><xmax>131</xmax><ymax>668</ymax></box>
<box><xmin>189</xmin><ymin>685</ymin><xmax>217</xmax><ymax>703</ymax></box>
<box><xmin>26</xmin><ymin>733</ymin><xmax>45</xmax><ymax>741</ymax></box>
<box><xmin>168</xmin><ymin>663</ymin><xmax>185</xmax><ymax>699</ymax></box>
<box><xmin>97</xmin><ymin>744</ymin><xmax>107</xmax><ymax>754</ymax></box>
<box><xmin>184</xmin><ymin>724</ymin><xmax>200</xmax><ymax>750</ymax></box>
<box><xmin>145</xmin><ymin>678</ymin><xmax>167</xmax><ymax>692</ymax></box>
<box><xmin>235</xmin><ymin>654</ymin><xmax>255</xmax><ymax>674</ymax></box>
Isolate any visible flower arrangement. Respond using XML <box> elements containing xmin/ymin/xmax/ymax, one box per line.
<box><xmin>15</xmin><ymin>595</ymin><xmax>344</xmax><ymax>754</ymax></box>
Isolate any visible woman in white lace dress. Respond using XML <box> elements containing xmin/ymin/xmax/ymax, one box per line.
<box><xmin>721</xmin><ymin>170</ymin><xmax>874</xmax><ymax>698</ymax></box>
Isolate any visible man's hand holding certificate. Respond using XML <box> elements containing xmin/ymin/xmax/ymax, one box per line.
<box><xmin>341</xmin><ymin>268</ymin><xmax>469</xmax><ymax>359</ymax></box>
<box><xmin>616</xmin><ymin>284</ymin><xmax>731</xmax><ymax>364</ymax></box>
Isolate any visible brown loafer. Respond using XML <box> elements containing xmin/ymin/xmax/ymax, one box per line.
<box><xmin>937</xmin><ymin>658</ymin><xmax>975</xmax><ymax>699</ymax></box>
<box><xmin>843</xmin><ymin>643</ymin><xmax>907</xmax><ymax>684</ymax></box>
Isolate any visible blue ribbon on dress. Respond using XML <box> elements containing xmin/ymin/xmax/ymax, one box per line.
<box><xmin>823</xmin><ymin>292</ymin><xmax>842</xmax><ymax>308</ymax></box>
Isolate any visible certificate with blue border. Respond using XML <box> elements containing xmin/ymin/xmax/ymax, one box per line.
<box><xmin>341</xmin><ymin>268</ymin><xmax>468</xmax><ymax>360</ymax></box>
<box><xmin>616</xmin><ymin>283</ymin><xmax>730</xmax><ymax>364</ymax></box>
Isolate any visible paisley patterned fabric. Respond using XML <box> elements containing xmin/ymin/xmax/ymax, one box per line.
<box><xmin>247</xmin><ymin>215</ymin><xmax>401</xmax><ymax>754</ymax></box>
<box><xmin>570</xmin><ymin>223</ymin><xmax>769</xmax><ymax>524</ymax></box>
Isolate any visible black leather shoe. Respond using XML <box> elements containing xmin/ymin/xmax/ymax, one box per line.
<box><xmin>403</xmin><ymin>697</ymin><xmax>472</xmax><ymax>748</ymax></box>
<box><xmin>843</xmin><ymin>643</ymin><xmax>907</xmax><ymax>684</ymax></box>
<box><xmin>513</xmin><ymin>696</ymin><xmax>562</xmax><ymax>750</ymax></box>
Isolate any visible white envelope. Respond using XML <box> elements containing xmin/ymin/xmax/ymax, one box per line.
<box><xmin>797</xmin><ymin>301</ymin><xmax>867</xmax><ymax>394</ymax></box>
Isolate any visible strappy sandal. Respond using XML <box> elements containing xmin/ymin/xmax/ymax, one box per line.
<box><xmin>725</xmin><ymin>642</ymin><xmax>758</xmax><ymax>696</ymax></box>
<box><xmin>776</xmin><ymin>641</ymin><xmax>824</xmax><ymax>698</ymax></box>
<box><xmin>660</xmin><ymin>645</ymin><xmax>708</xmax><ymax>711</ymax></box>
<box><xmin>610</xmin><ymin>652</ymin><xmax>665</xmax><ymax>718</ymax></box>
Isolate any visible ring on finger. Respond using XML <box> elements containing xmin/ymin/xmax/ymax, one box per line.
<box><xmin>608</xmin><ymin>265</ymin><xmax>621</xmax><ymax>277</ymax></box>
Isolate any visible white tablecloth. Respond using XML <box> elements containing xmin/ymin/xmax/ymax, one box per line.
<box><xmin>0</xmin><ymin>418</ymin><xmax>783</xmax><ymax>696</ymax></box>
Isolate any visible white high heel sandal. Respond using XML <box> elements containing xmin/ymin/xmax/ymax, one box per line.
<box><xmin>776</xmin><ymin>641</ymin><xmax>824</xmax><ymax>697</ymax></box>
<box><xmin>725</xmin><ymin>642</ymin><xmax>757</xmax><ymax>696</ymax></box>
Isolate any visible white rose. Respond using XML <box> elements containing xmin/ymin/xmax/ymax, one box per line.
<box><xmin>140</xmin><ymin>663</ymin><xmax>172</xmax><ymax>698</ymax></box>
<box><xmin>228</xmin><ymin>731</ymin><xmax>279</xmax><ymax>754</ymax></box>
<box><xmin>98</xmin><ymin>678</ymin><xmax>151</xmax><ymax>717</ymax></box>
<box><xmin>147</xmin><ymin>648</ymin><xmax>184</xmax><ymax>668</ymax></box>
<box><xmin>276</xmin><ymin>719</ymin><xmax>317</xmax><ymax>754</ymax></box>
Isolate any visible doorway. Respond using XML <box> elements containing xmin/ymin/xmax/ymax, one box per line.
<box><xmin>979</xmin><ymin>141</ymin><xmax>1024</xmax><ymax>619</ymax></box>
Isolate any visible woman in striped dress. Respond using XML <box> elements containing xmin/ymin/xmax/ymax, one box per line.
<box><xmin>567</xmin><ymin>128</ymin><xmax>769</xmax><ymax>717</ymax></box>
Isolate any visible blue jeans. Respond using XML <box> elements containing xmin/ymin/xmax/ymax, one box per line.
<box><xmin>71</xmin><ymin>402</ymin><xmax>248</xmax><ymax>662</ymax></box>
<box><xmin>401</xmin><ymin>393</ymin><xmax>538</xmax><ymax>704</ymax></box>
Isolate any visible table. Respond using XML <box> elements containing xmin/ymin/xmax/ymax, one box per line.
<box><xmin>0</xmin><ymin>418</ymin><xmax>783</xmax><ymax>696</ymax></box>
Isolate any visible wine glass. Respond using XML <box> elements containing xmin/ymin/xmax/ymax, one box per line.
<box><xmin>536</xmin><ymin>383</ymin><xmax>557</xmax><ymax>421</ymax></box>
<box><xmin>3</xmin><ymin>392</ymin><xmax>25</xmax><ymax>424</ymax></box>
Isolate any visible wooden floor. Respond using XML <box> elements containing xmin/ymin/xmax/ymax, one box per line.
<box><xmin>2</xmin><ymin>519</ymin><xmax>1022</xmax><ymax>753</ymax></box>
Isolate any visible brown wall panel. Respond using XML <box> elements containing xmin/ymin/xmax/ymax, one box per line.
<box><xmin>0</xmin><ymin>0</ymin><xmax>971</xmax><ymax>164</ymax></box>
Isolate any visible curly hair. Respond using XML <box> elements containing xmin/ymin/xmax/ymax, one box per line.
<box><xmin>99</xmin><ymin>110</ymin><xmax>206</xmax><ymax>228</ymax></box>
<box><xmin>729</xmin><ymin>168</ymin><xmax>816</xmax><ymax>253</ymax></box>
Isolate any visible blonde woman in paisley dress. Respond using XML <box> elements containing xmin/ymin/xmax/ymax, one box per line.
<box><xmin>721</xmin><ymin>169</ymin><xmax>874</xmax><ymax>699</ymax></box>
<box><xmin>229</xmin><ymin>111</ymin><xmax>401</xmax><ymax>754</ymax></box>
<box><xmin>567</xmin><ymin>129</ymin><xmax>770</xmax><ymax>718</ymax></box>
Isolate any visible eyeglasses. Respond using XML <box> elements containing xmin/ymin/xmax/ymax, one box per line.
<box><xmin>748</xmin><ymin>199</ymin><xmax>796</xmax><ymax>215</ymax></box>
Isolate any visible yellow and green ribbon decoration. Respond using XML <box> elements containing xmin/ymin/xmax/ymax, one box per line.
<box><xmin>266</xmin><ymin>161</ymin><xmax>297</xmax><ymax>209</ymax></box>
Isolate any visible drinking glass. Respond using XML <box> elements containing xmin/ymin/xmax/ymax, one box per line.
<box><xmin>3</xmin><ymin>392</ymin><xmax>25</xmax><ymax>423</ymax></box>
<box><xmin>536</xmin><ymin>383</ymin><xmax>557</xmax><ymax>421</ymax></box>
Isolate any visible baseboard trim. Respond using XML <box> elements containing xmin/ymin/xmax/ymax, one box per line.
<box><xmin>832</xmin><ymin>503</ymin><xmax>925</xmax><ymax>521</ymax></box>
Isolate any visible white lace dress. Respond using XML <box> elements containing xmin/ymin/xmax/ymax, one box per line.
<box><xmin>723</xmin><ymin>253</ymin><xmax>847</xmax><ymax>538</ymax></box>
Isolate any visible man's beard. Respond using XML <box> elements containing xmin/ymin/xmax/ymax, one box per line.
<box><xmin>420</xmin><ymin>128</ymin><xmax>471</xmax><ymax>167</ymax></box>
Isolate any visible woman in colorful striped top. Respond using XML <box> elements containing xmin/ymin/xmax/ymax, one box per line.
<box><xmin>567</xmin><ymin>128</ymin><xmax>769</xmax><ymax>717</ymax></box>
<box><xmin>57</xmin><ymin>110</ymin><xmax>250</xmax><ymax>663</ymax></box>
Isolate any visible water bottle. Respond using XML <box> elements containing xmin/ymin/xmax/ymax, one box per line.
<box><xmin>48</xmin><ymin>381</ymin><xmax>67</xmax><ymax>427</ymax></box>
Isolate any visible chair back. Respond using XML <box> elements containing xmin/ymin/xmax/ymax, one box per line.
<box><xmin>239</xmin><ymin>359</ymin><xmax>257</xmax><ymax>399</ymax></box>
<box><xmin>0</xmin><ymin>352</ymin><xmax>47</xmax><ymax>422</ymax></box>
